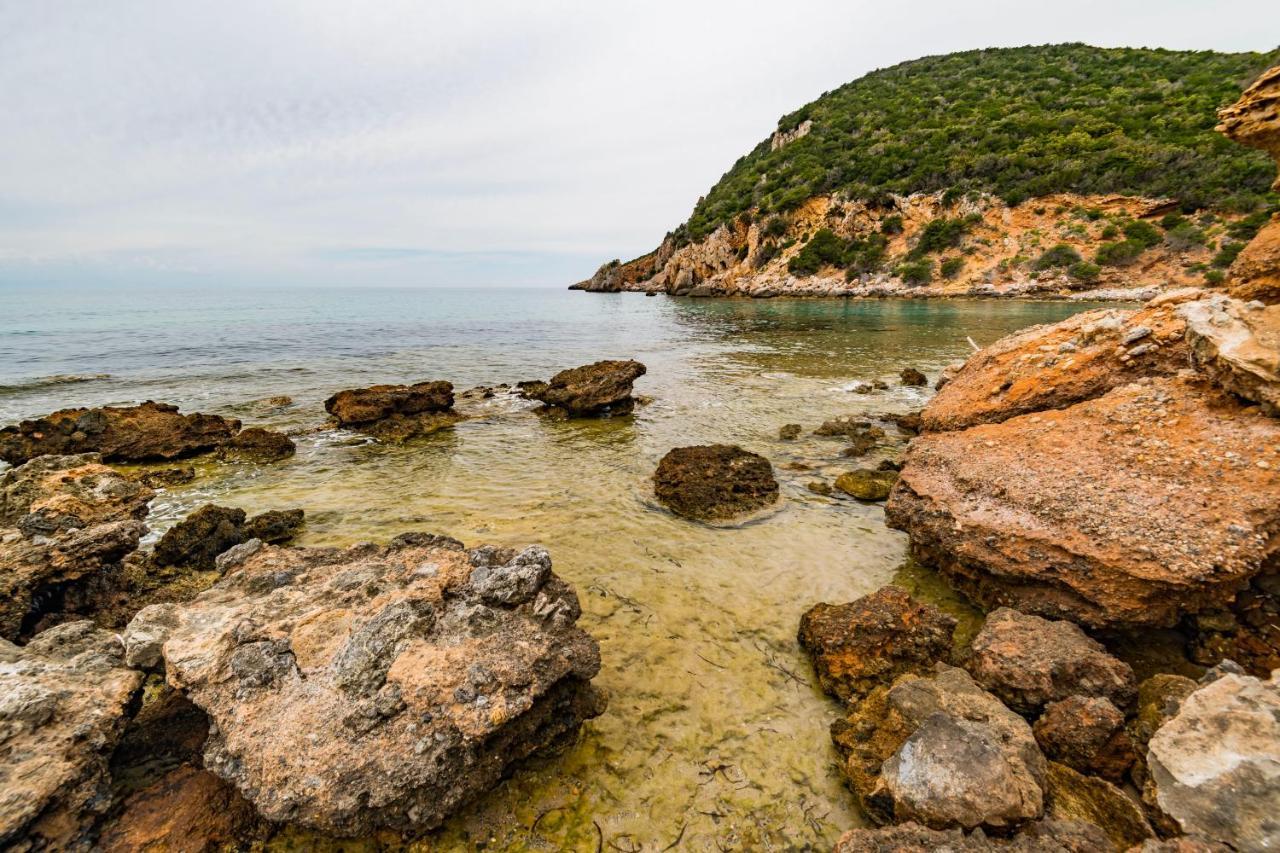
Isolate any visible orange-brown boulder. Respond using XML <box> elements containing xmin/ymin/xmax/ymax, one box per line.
<box><xmin>98</xmin><ymin>766</ymin><xmax>261</xmax><ymax>853</ymax></box>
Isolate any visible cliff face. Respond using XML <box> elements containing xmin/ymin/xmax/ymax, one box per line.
<box><xmin>1219</xmin><ymin>65</ymin><xmax>1280</xmax><ymax>303</ymax></box>
<box><xmin>574</xmin><ymin>192</ymin><xmax>1243</xmax><ymax>300</ymax></box>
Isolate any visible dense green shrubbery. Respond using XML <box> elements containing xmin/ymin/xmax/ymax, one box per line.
<box><xmin>940</xmin><ymin>257</ymin><xmax>965</xmax><ymax>279</ymax></box>
<box><xmin>896</xmin><ymin>259</ymin><xmax>933</xmax><ymax>285</ymax></box>
<box><xmin>1034</xmin><ymin>243</ymin><xmax>1084</xmax><ymax>270</ymax></box>
<box><xmin>880</xmin><ymin>215</ymin><xmax>904</xmax><ymax>235</ymax></box>
<box><xmin>1212</xmin><ymin>241</ymin><xmax>1246</xmax><ymax>268</ymax></box>
<box><xmin>910</xmin><ymin>216</ymin><xmax>980</xmax><ymax>257</ymax></box>
<box><xmin>680</xmin><ymin>44</ymin><xmax>1280</xmax><ymax>242</ymax></box>
<box><xmin>1069</xmin><ymin>261</ymin><xmax>1102</xmax><ymax>283</ymax></box>
<box><xmin>788</xmin><ymin>228</ymin><xmax>889</xmax><ymax>277</ymax></box>
<box><xmin>1095</xmin><ymin>240</ymin><xmax>1146</xmax><ymax>266</ymax></box>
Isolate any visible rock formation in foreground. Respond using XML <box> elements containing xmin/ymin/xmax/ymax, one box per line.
<box><xmin>653</xmin><ymin>444</ymin><xmax>778</xmax><ymax>521</ymax></box>
<box><xmin>324</xmin><ymin>380</ymin><xmax>463</xmax><ymax>440</ymax></box>
<box><xmin>124</xmin><ymin>534</ymin><xmax>606</xmax><ymax>836</ymax></box>
<box><xmin>519</xmin><ymin>359</ymin><xmax>647</xmax><ymax>417</ymax></box>
<box><xmin>0</xmin><ymin>401</ymin><xmax>293</xmax><ymax>466</ymax></box>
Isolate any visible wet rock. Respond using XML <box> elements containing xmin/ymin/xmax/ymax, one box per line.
<box><xmin>814</xmin><ymin>416</ymin><xmax>883</xmax><ymax>439</ymax></box>
<box><xmin>151</xmin><ymin>505</ymin><xmax>247</xmax><ymax>571</ymax></box>
<box><xmin>833</xmin><ymin>819</ymin><xmax>1110</xmax><ymax>852</ymax></box>
<box><xmin>98</xmin><ymin>765</ymin><xmax>261</xmax><ymax>853</ymax></box>
<box><xmin>0</xmin><ymin>401</ymin><xmax>241</xmax><ymax>465</ymax></box>
<box><xmin>218</xmin><ymin>426</ymin><xmax>296</xmax><ymax>462</ymax></box>
<box><xmin>522</xmin><ymin>359</ymin><xmax>646</xmax><ymax>417</ymax></box>
<box><xmin>1180</xmin><ymin>296</ymin><xmax>1280</xmax><ymax>415</ymax></box>
<box><xmin>832</xmin><ymin>664</ymin><xmax>1046</xmax><ymax>832</ymax></box>
<box><xmin>653</xmin><ymin>444</ymin><xmax>778</xmax><ymax>521</ymax></box>
<box><xmin>324</xmin><ymin>381</ymin><xmax>462</xmax><ymax>441</ymax></box>
<box><xmin>123</xmin><ymin>536</ymin><xmax>605</xmax><ymax>836</ymax></box>
<box><xmin>877</xmin><ymin>458</ymin><xmax>903</xmax><ymax>472</ymax></box>
<box><xmin>966</xmin><ymin>608</ymin><xmax>1135</xmax><ymax>715</ymax></box>
<box><xmin>806</xmin><ymin>480</ymin><xmax>833</xmax><ymax>496</ymax></box>
<box><xmin>778</xmin><ymin>423</ymin><xmax>802</xmax><ymax>440</ymax></box>
<box><xmin>886</xmin><ymin>411</ymin><xmax>922</xmax><ymax>434</ymax></box>
<box><xmin>1145</xmin><ymin>667</ymin><xmax>1280</xmax><ymax>851</ymax></box>
<box><xmin>128</xmin><ymin>465</ymin><xmax>195</xmax><ymax>489</ymax></box>
<box><xmin>1129</xmin><ymin>675</ymin><xmax>1198</xmax><ymax>753</ymax></box>
<box><xmin>798</xmin><ymin>585</ymin><xmax>955</xmax><ymax>703</ymax></box>
<box><xmin>1033</xmin><ymin>696</ymin><xmax>1135</xmax><ymax>782</ymax></box>
<box><xmin>1043</xmin><ymin>761</ymin><xmax>1153</xmax><ymax>851</ymax></box>
<box><xmin>835</xmin><ymin>468</ymin><xmax>898</xmax><ymax>501</ymax></box>
<box><xmin>901</xmin><ymin>367</ymin><xmax>928</xmax><ymax>386</ymax></box>
<box><xmin>242</xmin><ymin>508</ymin><xmax>305</xmax><ymax>544</ymax></box>
<box><xmin>0</xmin><ymin>621</ymin><xmax>142</xmax><ymax>850</ymax></box>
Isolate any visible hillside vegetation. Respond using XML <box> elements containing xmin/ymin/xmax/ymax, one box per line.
<box><xmin>680</xmin><ymin>44</ymin><xmax>1280</xmax><ymax>244</ymax></box>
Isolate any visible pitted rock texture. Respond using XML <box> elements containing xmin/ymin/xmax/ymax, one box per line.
<box><xmin>653</xmin><ymin>444</ymin><xmax>779</xmax><ymax>520</ymax></box>
<box><xmin>831</xmin><ymin>664</ymin><xmax>1046</xmax><ymax>832</ymax></box>
<box><xmin>835</xmin><ymin>468</ymin><xmax>898</xmax><ymax>501</ymax></box>
<box><xmin>0</xmin><ymin>401</ymin><xmax>242</xmax><ymax>465</ymax></box>
<box><xmin>833</xmin><ymin>819</ymin><xmax>1110</xmax><ymax>852</ymax></box>
<box><xmin>324</xmin><ymin>381</ymin><xmax>461</xmax><ymax>441</ymax></box>
<box><xmin>0</xmin><ymin>455</ymin><xmax>152</xmax><ymax>640</ymax></box>
<box><xmin>1218</xmin><ymin>65</ymin><xmax>1280</xmax><ymax>303</ymax></box>
<box><xmin>218</xmin><ymin>426</ymin><xmax>296</xmax><ymax>462</ymax></box>
<box><xmin>0</xmin><ymin>622</ymin><xmax>142</xmax><ymax>851</ymax></box>
<box><xmin>1181</xmin><ymin>296</ymin><xmax>1280</xmax><ymax>415</ymax></box>
<box><xmin>523</xmin><ymin>359</ymin><xmax>646</xmax><ymax>417</ymax></box>
<box><xmin>124</xmin><ymin>534</ymin><xmax>605</xmax><ymax>836</ymax></box>
<box><xmin>150</xmin><ymin>504</ymin><xmax>303</xmax><ymax>572</ymax></box>
<box><xmin>1033</xmin><ymin>696</ymin><xmax>1135</xmax><ymax>782</ymax></box>
<box><xmin>798</xmin><ymin>585</ymin><xmax>954</xmax><ymax>703</ymax></box>
<box><xmin>966</xmin><ymin>608</ymin><xmax>1135</xmax><ymax>715</ymax></box>
<box><xmin>1043</xmin><ymin>761</ymin><xmax>1152</xmax><ymax>851</ymax></box>
<box><xmin>1146</xmin><ymin>668</ymin><xmax>1280</xmax><ymax>851</ymax></box>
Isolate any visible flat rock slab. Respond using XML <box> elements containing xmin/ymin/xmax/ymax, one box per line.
<box><xmin>125</xmin><ymin>534</ymin><xmax>605</xmax><ymax>836</ymax></box>
<box><xmin>887</xmin><ymin>375</ymin><xmax>1280</xmax><ymax>629</ymax></box>
<box><xmin>324</xmin><ymin>381</ymin><xmax>455</xmax><ymax>427</ymax></box>
<box><xmin>524</xmin><ymin>359</ymin><xmax>646</xmax><ymax>417</ymax></box>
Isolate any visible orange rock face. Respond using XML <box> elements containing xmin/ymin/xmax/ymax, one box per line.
<box><xmin>1227</xmin><ymin>217</ymin><xmax>1280</xmax><ymax>304</ymax></box>
<box><xmin>98</xmin><ymin>766</ymin><xmax>260</xmax><ymax>853</ymax></box>
<box><xmin>1218</xmin><ymin>64</ymin><xmax>1280</xmax><ymax>303</ymax></box>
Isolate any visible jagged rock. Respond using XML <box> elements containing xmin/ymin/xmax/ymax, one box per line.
<box><xmin>799</xmin><ymin>586</ymin><xmax>955</xmax><ymax>704</ymax></box>
<box><xmin>123</xmin><ymin>535</ymin><xmax>605</xmax><ymax>836</ymax></box>
<box><xmin>1217</xmin><ymin>65</ymin><xmax>1280</xmax><ymax>303</ymax></box>
<box><xmin>919</xmin><ymin>304</ymin><xmax>1188</xmax><ymax>432</ymax></box>
<box><xmin>966</xmin><ymin>608</ymin><xmax>1135</xmax><ymax>715</ymax></box>
<box><xmin>151</xmin><ymin>504</ymin><xmax>303</xmax><ymax>571</ymax></box>
<box><xmin>1186</xmin><ymin>573</ymin><xmax>1280</xmax><ymax>676</ymax></box>
<box><xmin>1127</xmin><ymin>839</ymin><xmax>1233</xmax><ymax>852</ymax></box>
<box><xmin>835</xmin><ymin>468</ymin><xmax>898</xmax><ymax>501</ymax></box>
<box><xmin>97</xmin><ymin>766</ymin><xmax>261</xmax><ymax>853</ymax></box>
<box><xmin>887</xmin><ymin>374</ymin><xmax>1280</xmax><ymax>630</ymax></box>
<box><xmin>523</xmin><ymin>359</ymin><xmax>646</xmax><ymax>417</ymax></box>
<box><xmin>814</xmin><ymin>416</ymin><xmax>885</xmax><ymax>439</ymax></box>
<box><xmin>0</xmin><ymin>622</ymin><xmax>142</xmax><ymax>851</ymax></box>
<box><xmin>1129</xmin><ymin>675</ymin><xmax>1198</xmax><ymax>752</ymax></box>
<box><xmin>1180</xmin><ymin>296</ymin><xmax>1280</xmax><ymax>415</ymax></box>
<box><xmin>778</xmin><ymin>423</ymin><xmax>802</xmax><ymax>440</ymax></box>
<box><xmin>243</xmin><ymin>508</ymin><xmax>305</xmax><ymax>544</ymax></box>
<box><xmin>128</xmin><ymin>465</ymin><xmax>195</xmax><ymax>489</ymax></box>
<box><xmin>901</xmin><ymin>367</ymin><xmax>928</xmax><ymax>386</ymax></box>
<box><xmin>0</xmin><ymin>455</ymin><xmax>151</xmax><ymax>640</ymax></box>
<box><xmin>0</xmin><ymin>402</ymin><xmax>241</xmax><ymax>465</ymax></box>
<box><xmin>653</xmin><ymin>445</ymin><xmax>778</xmax><ymax>520</ymax></box>
<box><xmin>886</xmin><ymin>411</ymin><xmax>922</xmax><ymax>434</ymax></box>
<box><xmin>833</xmin><ymin>819</ymin><xmax>1110</xmax><ymax>852</ymax></box>
<box><xmin>1145</xmin><ymin>668</ymin><xmax>1280</xmax><ymax>851</ymax></box>
<box><xmin>1043</xmin><ymin>762</ymin><xmax>1152</xmax><ymax>851</ymax></box>
<box><xmin>1033</xmin><ymin>696</ymin><xmax>1135</xmax><ymax>782</ymax></box>
<box><xmin>1227</xmin><ymin>217</ymin><xmax>1280</xmax><ymax>304</ymax></box>
<box><xmin>218</xmin><ymin>426</ymin><xmax>296</xmax><ymax>462</ymax></box>
<box><xmin>324</xmin><ymin>381</ymin><xmax>461</xmax><ymax>440</ymax></box>
<box><xmin>831</xmin><ymin>664</ymin><xmax>1046</xmax><ymax>832</ymax></box>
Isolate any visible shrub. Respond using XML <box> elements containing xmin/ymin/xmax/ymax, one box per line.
<box><xmin>880</xmin><ymin>214</ymin><xmax>904</xmax><ymax>235</ymax></box>
<box><xmin>941</xmin><ymin>187</ymin><xmax>964</xmax><ymax>207</ymax></box>
<box><xmin>1095</xmin><ymin>240</ymin><xmax>1146</xmax><ymax>266</ymax></box>
<box><xmin>1212</xmin><ymin>241</ymin><xmax>1245</xmax><ymax>268</ymax></box>
<box><xmin>763</xmin><ymin>216</ymin><xmax>789</xmax><ymax>238</ymax></box>
<box><xmin>940</xmin><ymin>257</ymin><xmax>965</xmax><ymax>279</ymax></box>
<box><xmin>1164</xmin><ymin>222</ymin><xmax>1207</xmax><ymax>251</ymax></box>
<box><xmin>1069</xmin><ymin>261</ymin><xmax>1101</xmax><ymax>283</ymax></box>
<box><xmin>788</xmin><ymin>228</ymin><xmax>848</xmax><ymax>276</ymax></box>
<box><xmin>1100</xmin><ymin>224</ymin><xmax>1120</xmax><ymax>239</ymax></box>
<box><xmin>1205</xmin><ymin>269</ymin><xmax>1226</xmax><ymax>284</ymax></box>
<box><xmin>1160</xmin><ymin>213</ymin><xmax>1187</xmax><ymax>230</ymax></box>
<box><xmin>1227</xmin><ymin>211</ymin><xmax>1272</xmax><ymax>241</ymax></box>
<box><xmin>896</xmin><ymin>259</ymin><xmax>933</xmax><ymax>285</ymax></box>
<box><xmin>845</xmin><ymin>233</ymin><xmax>889</xmax><ymax>276</ymax></box>
<box><xmin>1034</xmin><ymin>243</ymin><xmax>1083</xmax><ymax>270</ymax></box>
<box><xmin>1122</xmin><ymin>220</ymin><xmax>1163</xmax><ymax>249</ymax></box>
<box><xmin>912</xmin><ymin>217</ymin><xmax>971</xmax><ymax>257</ymax></box>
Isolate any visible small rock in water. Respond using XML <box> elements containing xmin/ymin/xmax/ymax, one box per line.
<box><xmin>901</xmin><ymin>367</ymin><xmax>928</xmax><ymax>386</ymax></box>
<box><xmin>778</xmin><ymin>423</ymin><xmax>802</xmax><ymax>440</ymax></box>
<box><xmin>654</xmin><ymin>445</ymin><xmax>779</xmax><ymax>521</ymax></box>
<box><xmin>835</xmin><ymin>468</ymin><xmax>898</xmax><ymax>501</ymax></box>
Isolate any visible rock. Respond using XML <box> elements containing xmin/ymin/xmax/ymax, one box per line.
<box><xmin>1227</xmin><ymin>216</ymin><xmax>1280</xmax><ymax>304</ymax></box>
<box><xmin>807</xmin><ymin>480</ymin><xmax>833</xmax><ymax>496</ymax></box>
<box><xmin>1145</xmin><ymin>668</ymin><xmax>1280</xmax><ymax>851</ymax></box>
<box><xmin>833</xmin><ymin>819</ymin><xmax>1111</xmax><ymax>852</ymax></box>
<box><xmin>1129</xmin><ymin>675</ymin><xmax>1198</xmax><ymax>752</ymax></box>
<box><xmin>832</xmin><ymin>664</ymin><xmax>1046</xmax><ymax>832</ymax></box>
<box><xmin>815</xmin><ymin>416</ymin><xmax>884</xmax><ymax>439</ymax></box>
<box><xmin>887</xmin><ymin>375</ymin><xmax>1280</xmax><ymax>629</ymax></box>
<box><xmin>218</xmin><ymin>426</ymin><xmax>296</xmax><ymax>462</ymax></box>
<box><xmin>242</xmin><ymin>508</ymin><xmax>305</xmax><ymax>544</ymax></box>
<box><xmin>842</xmin><ymin>434</ymin><xmax>879</xmax><ymax>457</ymax></box>
<box><xmin>901</xmin><ymin>367</ymin><xmax>928</xmax><ymax>386</ymax></box>
<box><xmin>0</xmin><ymin>621</ymin><xmax>142</xmax><ymax>850</ymax></box>
<box><xmin>1217</xmin><ymin>65</ymin><xmax>1280</xmax><ymax>304</ymax></box>
<box><xmin>324</xmin><ymin>381</ymin><xmax>462</xmax><ymax>440</ymax></box>
<box><xmin>835</xmin><ymin>468</ymin><xmax>898</xmax><ymax>501</ymax></box>
<box><xmin>887</xmin><ymin>411</ymin><xmax>923</xmax><ymax>434</ymax></box>
<box><xmin>128</xmin><ymin>465</ymin><xmax>195</xmax><ymax>489</ymax></box>
<box><xmin>123</xmin><ymin>536</ymin><xmax>605</xmax><ymax>836</ymax></box>
<box><xmin>0</xmin><ymin>455</ymin><xmax>152</xmax><ymax>639</ymax></box>
<box><xmin>1127</xmin><ymin>839</ymin><xmax>1233</xmax><ymax>852</ymax></box>
<box><xmin>779</xmin><ymin>423</ymin><xmax>802</xmax><ymax>440</ymax></box>
<box><xmin>151</xmin><ymin>504</ymin><xmax>303</xmax><ymax>572</ymax></box>
<box><xmin>1043</xmin><ymin>762</ymin><xmax>1153</xmax><ymax>851</ymax></box>
<box><xmin>919</xmin><ymin>304</ymin><xmax>1189</xmax><ymax>432</ymax></box>
<box><xmin>877</xmin><ymin>458</ymin><xmax>903</xmax><ymax>472</ymax></box>
<box><xmin>1033</xmin><ymin>696</ymin><xmax>1135</xmax><ymax>782</ymax></box>
<box><xmin>1186</xmin><ymin>573</ymin><xmax>1280</xmax><ymax>676</ymax></box>
<box><xmin>798</xmin><ymin>585</ymin><xmax>955</xmax><ymax>703</ymax></box>
<box><xmin>966</xmin><ymin>608</ymin><xmax>1135</xmax><ymax>714</ymax></box>
<box><xmin>523</xmin><ymin>359</ymin><xmax>646</xmax><ymax>417</ymax></box>
<box><xmin>1180</xmin><ymin>296</ymin><xmax>1280</xmax><ymax>415</ymax></box>
<box><xmin>97</xmin><ymin>766</ymin><xmax>261</xmax><ymax>853</ymax></box>
<box><xmin>653</xmin><ymin>445</ymin><xmax>778</xmax><ymax>520</ymax></box>
<box><xmin>0</xmin><ymin>401</ymin><xmax>241</xmax><ymax>465</ymax></box>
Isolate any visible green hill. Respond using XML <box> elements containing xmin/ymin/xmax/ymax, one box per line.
<box><xmin>679</xmin><ymin>44</ymin><xmax>1280</xmax><ymax>244</ymax></box>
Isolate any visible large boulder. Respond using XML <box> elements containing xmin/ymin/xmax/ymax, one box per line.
<box><xmin>1181</xmin><ymin>296</ymin><xmax>1280</xmax><ymax>415</ymax></box>
<box><xmin>831</xmin><ymin>664</ymin><xmax>1046</xmax><ymax>832</ymax></box>
<box><xmin>1145</xmin><ymin>667</ymin><xmax>1280</xmax><ymax>851</ymax></box>
<box><xmin>1217</xmin><ymin>64</ymin><xmax>1280</xmax><ymax>303</ymax></box>
<box><xmin>150</xmin><ymin>504</ymin><xmax>303</xmax><ymax>572</ymax></box>
<box><xmin>798</xmin><ymin>585</ymin><xmax>955</xmax><ymax>703</ymax></box>
<box><xmin>653</xmin><ymin>444</ymin><xmax>778</xmax><ymax>520</ymax></box>
<box><xmin>0</xmin><ymin>622</ymin><xmax>142</xmax><ymax>850</ymax></box>
<box><xmin>966</xmin><ymin>608</ymin><xmax>1135</xmax><ymax>715</ymax></box>
<box><xmin>522</xmin><ymin>359</ymin><xmax>646</xmax><ymax>417</ymax></box>
<box><xmin>0</xmin><ymin>401</ymin><xmax>242</xmax><ymax>465</ymax></box>
<box><xmin>324</xmin><ymin>381</ymin><xmax>461</xmax><ymax>441</ymax></box>
<box><xmin>123</xmin><ymin>534</ymin><xmax>606</xmax><ymax>836</ymax></box>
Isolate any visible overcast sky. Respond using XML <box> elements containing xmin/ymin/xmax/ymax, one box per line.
<box><xmin>0</xmin><ymin>1</ymin><xmax>1275</xmax><ymax>288</ymax></box>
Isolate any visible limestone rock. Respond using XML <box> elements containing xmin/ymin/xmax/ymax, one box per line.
<box><xmin>151</xmin><ymin>505</ymin><xmax>249</xmax><ymax>571</ymax></box>
<box><xmin>1217</xmin><ymin>65</ymin><xmax>1280</xmax><ymax>303</ymax></box>
<box><xmin>798</xmin><ymin>585</ymin><xmax>955</xmax><ymax>704</ymax></box>
<box><xmin>218</xmin><ymin>426</ymin><xmax>296</xmax><ymax>462</ymax></box>
<box><xmin>966</xmin><ymin>608</ymin><xmax>1135</xmax><ymax>714</ymax></box>
<box><xmin>0</xmin><ymin>402</ymin><xmax>241</xmax><ymax>465</ymax></box>
<box><xmin>833</xmin><ymin>819</ymin><xmax>1110</xmax><ymax>852</ymax></box>
<box><xmin>831</xmin><ymin>664</ymin><xmax>1046</xmax><ymax>832</ymax></box>
<box><xmin>123</xmin><ymin>535</ymin><xmax>605</xmax><ymax>836</ymax></box>
<box><xmin>1227</xmin><ymin>217</ymin><xmax>1280</xmax><ymax>304</ymax></box>
<box><xmin>653</xmin><ymin>444</ymin><xmax>778</xmax><ymax>520</ymax></box>
<box><xmin>1033</xmin><ymin>696</ymin><xmax>1135</xmax><ymax>782</ymax></box>
<box><xmin>523</xmin><ymin>359</ymin><xmax>646</xmax><ymax>417</ymax></box>
<box><xmin>778</xmin><ymin>423</ymin><xmax>802</xmax><ymax>440</ymax></box>
<box><xmin>324</xmin><ymin>381</ymin><xmax>461</xmax><ymax>440</ymax></box>
<box><xmin>1146</xmin><ymin>668</ymin><xmax>1280</xmax><ymax>851</ymax></box>
<box><xmin>835</xmin><ymin>468</ymin><xmax>898</xmax><ymax>501</ymax></box>
<box><xmin>1180</xmin><ymin>296</ymin><xmax>1280</xmax><ymax>415</ymax></box>
<box><xmin>1043</xmin><ymin>761</ymin><xmax>1152</xmax><ymax>851</ymax></box>
<box><xmin>0</xmin><ymin>622</ymin><xmax>142</xmax><ymax>850</ymax></box>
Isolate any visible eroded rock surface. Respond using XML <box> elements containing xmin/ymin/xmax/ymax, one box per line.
<box><xmin>150</xmin><ymin>504</ymin><xmax>303</xmax><ymax>572</ymax></box>
<box><xmin>522</xmin><ymin>359</ymin><xmax>646</xmax><ymax>417</ymax></box>
<box><xmin>835</xmin><ymin>468</ymin><xmax>898</xmax><ymax>501</ymax></box>
<box><xmin>218</xmin><ymin>426</ymin><xmax>296</xmax><ymax>462</ymax></box>
<box><xmin>1218</xmin><ymin>64</ymin><xmax>1280</xmax><ymax>303</ymax></box>
<box><xmin>97</xmin><ymin>766</ymin><xmax>261</xmax><ymax>853</ymax></box>
<box><xmin>1033</xmin><ymin>696</ymin><xmax>1135</xmax><ymax>782</ymax></box>
<box><xmin>0</xmin><ymin>622</ymin><xmax>142</xmax><ymax>851</ymax></box>
<box><xmin>653</xmin><ymin>444</ymin><xmax>778</xmax><ymax>520</ymax></box>
<box><xmin>124</xmin><ymin>534</ymin><xmax>605</xmax><ymax>836</ymax></box>
<box><xmin>1181</xmin><ymin>296</ymin><xmax>1280</xmax><ymax>414</ymax></box>
<box><xmin>1043</xmin><ymin>761</ymin><xmax>1152</xmax><ymax>851</ymax></box>
<box><xmin>324</xmin><ymin>381</ymin><xmax>462</xmax><ymax>441</ymax></box>
<box><xmin>833</xmin><ymin>819</ymin><xmax>1110</xmax><ymax>852</ymax></box>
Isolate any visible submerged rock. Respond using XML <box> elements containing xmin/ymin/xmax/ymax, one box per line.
<box><xmin>798</xmin><ymin>585</ymin><xmax>955</xmax><ymax>704</ymax></box>
<box><xmin>778</xmin><ymin>423</ymin><xmax>802</xmax><ymax>440</ymax></box>
<box><xmin>835</xmin><ymin>468</ymin><xmax>898</xmax><ymax>501</ymax></box>
<box><xmin>522</xmin><ymin>359</ymin><xmax>646</xmax><ymax>417</ymax></box>
<box><xmin>1181</xmin><ymin>296</ymin><xmax>1280</xmax><ymax>415</ymax></box>
<box><xmin>901</xmin><ymin>367</ymin><xmax>928</xmax><ymax>387</ymax></box>
<box><xmin>0</xmin><ymin>621</ymin><xmax>142</xmax><ymax>850</ymax></box>
<box><xmin>324</xmin><ymin>381</ymin><xmax>462</xmax><ymax>441</ymax></box>
<box><xmin>653</xmin><ymin>444</ymin><xmax>778</xmax><ymax>520</ymax></box>
<box><xmin>123</xmin><ymin>535</ymin><xmax>605</xmax><ymax>836</ymax></box>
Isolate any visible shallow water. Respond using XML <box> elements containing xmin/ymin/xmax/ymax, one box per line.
<box><xmin>0</xmin><ymin>286</ymin><xmax>1102</xmax><ymax>851</ymax></box>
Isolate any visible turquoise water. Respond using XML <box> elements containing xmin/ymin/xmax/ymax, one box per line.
<box><xmin>0</xmin><ymin>285</ymin><xmax>1100</xmax><ymax>850</ymax></box>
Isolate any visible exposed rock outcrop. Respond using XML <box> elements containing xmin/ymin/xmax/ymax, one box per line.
<box><xmin>1043</xmin><ymin>761</ymin><xmax>1152</xmax><ymax>851</ymax></box>
<box><xmin>150</xmin><ymin>504</ymin><xmax>303</xmax><ymax>572</ymax></box>
<box><xmin>521</xmin><ymin>360</ymin><xmax>646</xmax><ymax>417</ymax></box>
<box><xmin>798</xmin><ymin>586</ymin><xmax>955</xmax><ymax>704</ymax></box>
<box><xmin>1218</xmin><ymin>65</ymin><xmax>1280</xmax><ymax>303</ymax></box>
<box><xmin>324</xmin><ymin>381</ymin><xmax>462</xmax><ymax>441</ymax></box>
<box><xmin>123</xmin><ymin>534</ymin><xmax>606</xmax><ymax>836</ymax></box>
<box><xmin>0</xmin><ymin>622</ymin><xmax>142</xmax><ymax>851</ymax></box>
<box><xmin>217</xmin><ymin>426</ymin><xmax>296</xmax><ymax>462</ymax></box>
<box><xmin>653</xmin><ymin>444</ymin><xmax>778</xmax><ymax>520</ymax></box>
<box><xmin>1181</xmin><ymin>296</ymin><xmax>1280</xmax><ymax>415</ymax></box>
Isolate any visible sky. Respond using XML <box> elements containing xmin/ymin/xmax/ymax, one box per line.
<box><xmin>0</xmin><ymin>1</ymin><xmax>1276</xmax><ymax>288</ymax></box>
